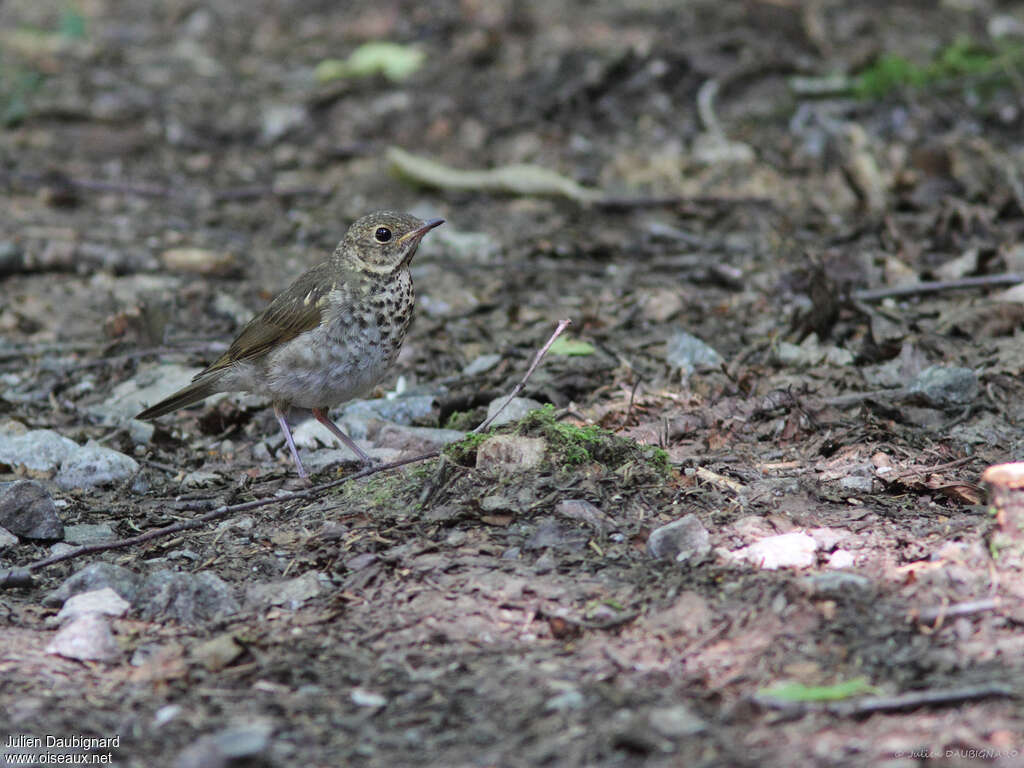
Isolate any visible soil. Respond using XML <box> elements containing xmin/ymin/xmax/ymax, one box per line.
<box><xmin>3</xmin><ymin>1</ymin><xmax>1024</xmax><ymax>766</ymax></box>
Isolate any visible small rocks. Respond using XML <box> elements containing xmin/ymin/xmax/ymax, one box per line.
<box><xmin>343</xmin><ymin>395</ymin><xmax>439</xmax><ymax>425</ymax></box>
<box><xmin>827</xmin><ymin>549</ymin><xmax>856</xmax><ymax>569</ymax></box>
<box><xmin>476</xmin><ymin>435</ymin><xmax>546</xmax><ymax>472</ymax></box>
<box><xmin>485</xmin><ymin>396</ymin><xmax>543</xmax><ymax>428</ymax></box>
<box><xmin>908</xmin><ymin>365</ymin><xmax>978</xmax><ymax>408</ymax></box>
<box><xmin>647</xmin><ymin>514</ymin><xmax>711</xmax><ymax>562</ymax></box>
<box><xmin>665</xmin><ymin>331</ymin><xmax>723</xmax><ymax>375</ymax></box>
<box><xmin>803</xmin><ymin>570</ymin><xmax>872</xmax><ymax>596</ymax></box>
<box><xmin>63</xmin><ymin>522</ymin><xmax>117</xmax><ymax>546</ymax></box>
<box><xmin>56</xmin><ymin>441</ymin><xmax>141</xmax><ymax>491</ymax></box>
<box><xmin>0</xmin><ymin>480</ymin><xmax>63</xmax><ymax>540</ymax></box>
<box><xmin>138</xmin><ymin>570</ymin><xmax>240</xmax><ymax>624</ymax></box>
<box><xmin>46</xmin><ymin>613</ymin><xmax>120</xmax><ymax>662</ymax></box>
<box><xmin>523</xmin><ymin>518</ymin><xmax>588</xmax><ymax>551</ymax></box>
<box><xmin>0</xmin><ymin>424</ymin><xmax>80</xmax><ymax>474</ymax></box>
<box><xmin>733</xmin><ymin>531</ymin><xmax>818</xmax><ymax>570</ymax></box>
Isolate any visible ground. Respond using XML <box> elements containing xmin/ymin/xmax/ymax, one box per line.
<box><xmin>2</xmin><ymin>1</ymin><xmax>1024</xmax><ymax>766</ymax></box>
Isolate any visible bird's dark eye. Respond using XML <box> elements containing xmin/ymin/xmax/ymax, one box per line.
<box><xmin>374</xmin><ymin>227</ymin><xmax>392</xmax><ymax>243</ymax></box>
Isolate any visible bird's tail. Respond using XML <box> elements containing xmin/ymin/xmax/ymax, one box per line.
<box><xmin>136</xmin><ymin>375</ymin><xmax>222</xmax><ymax>420</ymax></box>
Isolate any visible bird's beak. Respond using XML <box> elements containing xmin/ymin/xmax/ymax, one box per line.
<box><xmin>399</xmin><ymin>218</ymin><xmax>445</xmax><ymax>244</ymax></box>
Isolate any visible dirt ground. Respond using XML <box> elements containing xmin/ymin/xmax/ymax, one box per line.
<box><xmin>4</xmin><ymin>1</ymin><xmax>1024</xmax><ymax>766</ymax></box>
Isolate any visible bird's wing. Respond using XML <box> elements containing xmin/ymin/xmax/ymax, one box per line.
<box><xmin>198</xmin><ymin>262</ymin><xmax>341</xmax><ymax>376</ymax></box>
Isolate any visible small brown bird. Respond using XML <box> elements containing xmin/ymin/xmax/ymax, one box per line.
<box><xmin>137</xmin><ymin>210</ymin><xmax>444</xmax><ymax>478</ymax></box>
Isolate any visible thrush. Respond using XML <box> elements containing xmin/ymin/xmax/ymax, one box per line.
<box><xmin>137</xmin><ymin>210</ymin><xmax>444</xmax><ymax>479</ymax></box>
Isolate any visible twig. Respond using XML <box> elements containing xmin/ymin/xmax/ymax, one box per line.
<box><xmin>756</xmin><ymin>683</ymin><xmax>1016</xmax><ymax>717</ymax></box>
<box><xmin>852</xmin><ymin>274</ymin><xmax>1024</xmax><ymax>302</ymax></box>
<box><xmin>914</xmin><ymin>597</ymin><xmax>1002</xmax><ymax>624</ymax></box>
<box><xmin>0</xmin><ymin>319</ymin><xmax>573</xmax><ymax>589</ymax></box>
<box><xmin>471</xmin><ymin>319</ymin><xmax>571</xmax><ymax>434</ymax></box>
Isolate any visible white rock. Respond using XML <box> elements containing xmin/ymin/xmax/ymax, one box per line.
<box><xmin>477</xmin><ymin>435</ymin><xmax>546</xmax><ymax>473</ymax></box>
<box><xmin>0</xmin><ymin>425</ymin><xmax>79</xmax><ymax>473</ymax></box>
<box><xmin>733</xmin><ymin>531</ymin><xmax>817</xmax><ymax>570</ymax></box>
<box><xmin>486</xmin><ymin>396</ymin><xmax>543</xmax><ymax>428</ymax></box>
<box><xmin>827</xmin><ymin>549</ymin><xmax>855</xmax><ymax>569</ymax></box>
<box><xmin>46</xmin><ymin>614</ymin><xmax>120</xmax><ymax>662</ymax></box>
<box><xmin>56</xmin><ymin>587</ymin><xmax>131</xmax><ymax>625</ymax></box>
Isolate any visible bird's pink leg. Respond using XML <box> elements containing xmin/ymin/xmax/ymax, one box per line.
<box><xmin>274</xmin><ymin>404</ymin><xmax>308</xmax><ymax>478</ymax></box>
<box><xmin>312</xmin><ymin>407</ymin><xmax>372</xmax><ymax>464</ymax></box>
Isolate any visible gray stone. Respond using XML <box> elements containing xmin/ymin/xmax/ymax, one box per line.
<box><xmin>175</xmin><ymin>721</ymin><xmax>273</xmax><ymax>768</ymax></box>
<box><xmin>556</xmin><ymin>499</ymin><xmax>616</xmax><ymax>532</ymax></box>
<box><xmin>803</xmin><ymin>570</ymin><xmax>872</xmax><ymax>596</ymax></box>
<box><xmin>0</xmin><ymin>425</ymin><xmax>79</xmax><ymax>474</ymax></box>
<box><xmin>246</xmin><ymin>571</ymin><xmax>323</xmax><ymax>609</ymax></box>
<box><xmin>89</xmin><ymin>364</ymin><xmax>204</xmax><ymax>425</ymax></box>
<box><xmin>63</xmin><ymin>523</ymin><xmax>117</xmax><ymax>546</ymax></box>
<box><xmin>44</xmin><ymin>563</ymin><xmax>143</xmax><ymax>607</ymax></box>
<box><xmin>476</xmin><ymin>435</ymin><xmax>546</xmax><ymax>473</ymax></box>
<box><xmin>665</xmin><ymin>331</ymin><xmax>723</xmax><ymax>375</ymax></box>
<box><xmin>523</xmin><ymin>518</ymin><xmax>588</xmax><ymax>551</ymax></box>
<box><xmin>374</xmin><ymin>423</ymin><xmax>465</xmax><ymax>453</ymax></box>
<box><xmin>138</xmin><ymin>570</ymin><xmax>240</xmax><ymax>624</ymax></box>
<box><xmin>838</xmin><ymin>475</ymin><xmax>874</xmax><ymax>494</ymax></box>
<box><xmin>909</xmin><ymin>365</ymin><xmax>978</xmax><ymax>408</ymax></box>
<box><xmin>342</xmin><ymin>395</ymin><xmax>439</xmax><ymax>426</ymax></box>
<box><xmin>45</xmin><ymin>614</ymin><xmax>120</xmax><ymax>662</ymax></box>
<box><xmin>56</xmin><ymin>441</ymin><xmax>140</xmax><ymax>490</ymax></box>
<box><xmin>648</xmin><ymin>704</ymin><xmax>707</xmax><ymax>738</ymax></box>
<box><xmin>127</xmin><ymin>418</ymin><xmax>155</xmax><ymax>446</ymax></box>
<box><xmin>0</xmin><ymin>481</ymin><xmax>63</xmax><ymax>540</ymax></box>
<box><xmin>0</xmin><ymin>525</ymin><xmax>17</xmax><ymax>549</ymax></box>
<box><xmin>647</xmin><ymin>514</ymin><xmax>711</xmax><ymax>562</ymax></box>
<box><xmin>55</xmin><ymin>587</ymin><xmax>131</xmax><ymax>625</ymax></box>
<box><xmin>462</xmin><ymin>353</ymin><xmax>502</xmax><ymax>376</ymax></box>
<box><xmin>485</xmin><ymin>396</ymin><xmax>543</xmax><ymax>428</ymax></box>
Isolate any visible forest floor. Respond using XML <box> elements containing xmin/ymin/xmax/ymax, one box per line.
<box><xmin>3</xmin><ymin>1</ymin><xmax>1024</xmax><ymax>766</ymax></box>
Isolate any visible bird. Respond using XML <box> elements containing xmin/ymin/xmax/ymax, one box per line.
<box><xmin>137</xmin><ymin>210</ymin><xmax>444</xmax><ymax>479</ymax></box>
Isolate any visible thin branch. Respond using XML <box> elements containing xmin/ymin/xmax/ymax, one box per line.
<box><xmin>0</xmin><ymin>319</ymin><xmax>573</xmax><ymax>588</ymax></box>
<box><xmin>471</xmin><ymin>318</ymin><xmax>571</xmax><ymax>434</ymax></box>
<box><xmin>914</xmin><ymin>597</ymin><xmax>1003</xmax><ymax>624</ymax></box>
<box><xmin>852</xmin><ymin>274</ymin><xmax>1024</xmax><ymax>302</ymax></box>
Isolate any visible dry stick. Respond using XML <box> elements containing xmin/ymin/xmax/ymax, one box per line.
<box><xmin>0</xmin><ymin>319</ymin><xmax>573</xmax><ymax>590</ymax></box>
<box><xmin>852</xmin><ymin>274</ymin><xmax>1024</xmax><ymax>302</ymax></box>
<box><xmin>914</xmin><ymin>597</ymin><xmax>1003</xmax><ymax>624</ymax></box>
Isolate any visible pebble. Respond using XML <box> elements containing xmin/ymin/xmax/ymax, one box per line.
<box><xmin>523</xmin><ymin>518</ymin><xmax>588</xmax><ymax>551</ymax></box>
<box><xmin>476</xmin><ymin>435</ymin><xmax>546</xmax><ymax>472</ymax></box>
<box><xmin>245</xmin><ymin>571</ymin><xmax>323</xmax><ymax>609</ymax></box>
<box><xmin>350</xmin><ymin>688</ymin><xmax>388</xmax><ymax>708</ymax></box>
<box><xmin>137</xmin><ymin>570</ymin><xmax>240</xmax><ymax>624</ymax></box>
<box><xmin>0</xmin><ymin>424</ymin><xmax>80</xmax><ymax>474</ymax></box>
<box><xmin>485</xmin><ymin>396</ymin><xmax>543</xmax><ymax>428</ymax></box>
<box><xmin>462</xmin><ymin>353</ymin><xmax>502</xmax><ymax>376</ymax></box>
<box><xmin>175</xmin><ymin>722</ymin><xmax>273</xmax><ymax>768</ymax></box>
<box><xmin>160</xmin><ymin>247</ymin><xmax>237</xmax><ymax>276</ymax></box>
<box><xmin>555</xmin><ymin>499</ymin><xmax>616</xmax><ymax>532</ymax></box>
<box><xmin>55</xmin><ymin>587</ymin><xmax>131</xmax><ymax>625</ymax></box>
<box><xmin>665</xmin><ymin>331</ymin><xmax>723</xmax><ymax>375</ymax></box>
<box><xmin>908</xmin><ymin>365</ymin><xmax>978</xmax><ymax>407</ymax></box>
<box><xmin>343</xmin><ymin>395</ymin><xmax>439</xmax><ymax>426</ymax></box>
<box><xmin>647</xmin><ymin>514</ymin><xmax>711</xmax><ymax>562</ymax></box>
<box><xmin>44</xmin><ymin>562</ymin><xmax>143</xmax><ymax>607</ymax></box>
<box><xmin>63</xmin><ymin>523</ymin><xmax>117</xmax><ymax>546</ymax></box>
<box><xmin>56</xmin><ymin>441</ymin><xmax>141</xmax><ymax>491</ymax></box>
<box><xmin>192</xmin><ymin>633</ymin><xmax>244</xmax><ymax>671</ymax></box>
<box><xmin>802</xmin><ymin>570</ymin><xmax>872</xmax><ymax>596</ymax></box>
<box><xmin>733</xmin><ymin>531</ymin><xmax>818</xmax><ymax>569</ymax></box>
<box><xmin>647</xmin><ymin>704</ymin><xmax>707</xmax><ymax>738</ymax></box>
<box><xmin>373</xmin><ymin>423</ymin><xmax>465</xmax><ymax>453</ymax></box>
<box><xmin>45</xmin><ymin>613</ymin><xmax>120</xmax><ymax>662</ymax></box>
<box><xmin>0</xmin><ymin>480</ymin><xmax>64</xmax><ymax>540</ymax></box>
<box><xmin>0</xmin><ymin>525</ymin><xmax>17</xmax><ymax>549</ymax></box>
<box><xmin>827</xmin><ymin>549</ymin><xmax>856</xmax><ymax>569</ymax></box>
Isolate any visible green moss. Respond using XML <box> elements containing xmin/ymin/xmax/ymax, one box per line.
<box><xmin>443</xmin><ymin>430</ymin><xmax>491</xmax><ymax>465</ymax></box>
<box><xmin>852</xmin><ymin>37</ymin><xmax>1024</xmax><ymax>99</ymax></box>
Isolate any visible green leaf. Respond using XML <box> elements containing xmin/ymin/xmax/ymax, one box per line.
<box><xmin>549</xmin><ymin>337</ymin><xmax>596</xmax><ymax>356</ymax></box>
<box><xmin>316</xmin><ymin>42</ymin><xmax>424</xmax><ymax>83</ymax></box>
<box><xmin>757</xmin><ymin>677</ymin><xmax>878</xmax><ymax>703</ymax></box>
